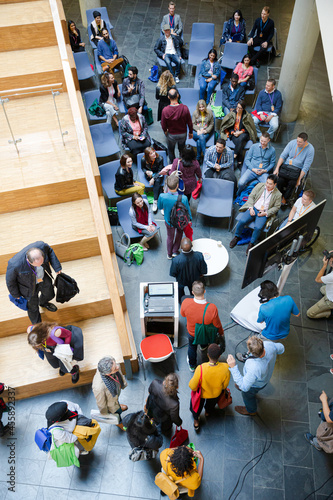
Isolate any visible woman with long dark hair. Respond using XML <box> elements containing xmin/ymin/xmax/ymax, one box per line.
<box><xmin>233</xmin><ymin>54</ymin><xmax>254</xmax><ymax>89</ymax></box>
<box><xmin>129</xmin><ymin>193</ymin><xmax>159</xmax><ymax>250</ymax></box>
<box><xmin>114</xmin><ymin>154</ymin><xmax>145</xmax><ymax>196</ymax></box>
<box><xmin>198</xmin><ymin>49</ymin><xmax>221</xmax><ymax>104</ymax></box>
<box><xmin>160</xmin><ymin>445</ymin><xmax>204</xmax><ymax>497</ymax></box>
<box><xmin>68</xmin><ymin>21</ymin><xmax>85</xmax><ymax>53</ymax></box>
<box><xmin>220</xmin><ymin>9</ymin><xmax>246</xmax><ymax>45</ymax></box>
<box><xmin>169</xmin><ymin>145</ymin><xmax>202</xmax><ymax>201</ymax></box>
<box><xmin>141</xmin><ymin>147</ymin><xmax>165</xmax><ymax>212</ymax></box>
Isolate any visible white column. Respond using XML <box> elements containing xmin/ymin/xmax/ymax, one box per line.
<box><xmin>79</xmin><ymin>0</ymin><xmax>101</xmax><ymax>27</ymax></box>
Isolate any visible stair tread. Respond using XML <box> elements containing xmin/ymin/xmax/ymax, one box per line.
<box><xmin>0</xmin><ymin>1</ymin><xmax>52</xmax><ymax>27</ymax></box>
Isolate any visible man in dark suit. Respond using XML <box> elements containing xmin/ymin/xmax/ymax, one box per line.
<box><xmin>247</xmin><ymin>6</ymin><xmax>275</xmax><ymax>67</ymax></box>
<box><xmin>6</xmin><ymin>241</ymin><xmax>62</xmax><ymax>324</ymax></box>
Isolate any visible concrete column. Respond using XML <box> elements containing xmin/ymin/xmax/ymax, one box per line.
<box><xmin>278</xmin><ymin>0</ymin><xmax>320</xmax><ymax>122</ymax></box>
<box><xmin>79</xmin><ymin>0</ymin><xmax>101</xmax><ymax>27</ymax></box>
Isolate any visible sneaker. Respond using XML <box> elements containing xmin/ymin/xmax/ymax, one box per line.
<box><xmin>172</xmin><ymin>252</ymin><xmax>179</xmax><ymax>257</ymax></box>
<box><xmin>304</xmin><ymin>432</ymin><xmax>322</xmax><ymax>451</ymax></box>
<box><xmin>167</xmin><ymin>254</ymin><xmax>173</xmax><ymax>260</ymax></box>
<box><xmin>229</xmin><ymin>236</ymin><xmax>241</xmax><ymax>249</ymax></box>
<box><xmin>80</xmin><ymin>450</ymin><xmax>89</xmax><ymax>455</ymax></box>
<box><xmin>152</xmin><ymin>200</ymin><xmax>158</xmax><ymax>213</ymax></box>
<box><xmin>175</xmin><ymin>76</ymin><xmax>180</xmax><ymax>83</ymax></box>
<box><xmin>187</xmin><ymin>356</ymin><xmax>196</xmax><ymax>372</ymax></box>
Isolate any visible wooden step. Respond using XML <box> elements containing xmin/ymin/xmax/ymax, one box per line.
<box><xmin>0</xmin><ymin>198</ymin><xmax>106</xmax><ymax>274</ymax></box>
<box><xmin>0</xmin><ymin>256</ymin><xmax>113</xmax><ymax>336</ymax></box>
<box><xmin>0</xmin><ymin>315</ymin><xmax>125</xmax><ymax>400</ymax></box>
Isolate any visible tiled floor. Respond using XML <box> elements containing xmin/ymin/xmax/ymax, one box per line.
<box><xmin>1</xmin><ymin>0</ymin><xmax>333</xmax><ymax>499</ymax></box>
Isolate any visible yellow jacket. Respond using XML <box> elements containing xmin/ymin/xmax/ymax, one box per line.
<box><xmin>160</xmin><ymin>448</ymin><xmax>201</xmax><ymax>497</ymax></box>
<box><xmin>189</xmin><ymin>362</ymin><xmax>230</xmax><ymax>399</ymax></box>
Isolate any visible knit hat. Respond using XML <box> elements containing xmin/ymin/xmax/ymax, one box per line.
<box><xmin>93</xmin><ymin>10</ymin><xmax>101</xmax><ymax>18</ymax></box>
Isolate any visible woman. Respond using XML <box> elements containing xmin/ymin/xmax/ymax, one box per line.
<box><xmin>220</xmin><ymin>10</ymin><xmax>246</xmax><ymax>46</ymax></box>
<box><xmin>198</xmin><ymin>49</ymin><xmax>221</xmax><ymax>104</ymax></box>
<box><xmin>155</xmin><ymin>70</ymin><xmax>177</xmax><ymax>121</ymax></box>
<box><xmin>220</xmin><ymin>99</ymin><xmax>257</xmax><ymax>165</ymax></box>
<box><xmin>146</xmin><ymin>374</ymin><xmax>182</xmax><ymax>432</ymax></box>
<box><xmin>192</xmin><ymin>100</ymin><xmax>214</xmax><ymax>162</ymax></box>
<box><xmin>305</xmin><ymin>390</ymin><xmax>333</xmax><ymax>453</ymax></box>
<box><xmin>233</xmin><ymin>54</ymin><xmax>254</xmax><ymax>89</ymax></box>
<box><xmin>119</xmin><ymin>107</ymin><xmax>151</xmax><ymax>156</ymax></box>
<box><xmin>169</xmin><ymin>145</ymin><xmax>202</xmax><ymax>201</ymax></box>
<box><xmin>99</xmin><ymin>71</ymin><xmax>120</xmax><ymax>126</ymax></box>
<box><xmin>92</xmin><ymin>356</ymin><xmax>128</xmax><ymax>430</ymax></box>
<box><xmin>122</xmin><ymin>410</ymin><xmax>163</xmax><ymax>452</ymax></box>
<box><xmin>141</xmin><ymin>147</ymin><xmax>165</xmax><ymax>212</ymax></box>
<box><xmin>160</xmin><ymin>445</ymin><xmax>204</xmax><ymax>497</ymax></box>
<box><xmin>68</xmin><ymin>21</ymin><xmax>85</xmax><ymax>53</ymax></box>
<box><xmin>129</xmin><ymin>193</ymin><xmax>159</xmax><ymax>251</ymax></box>
<box><xmin>114</xmin><ymin>154</ymin><xmax>145</xmax><ymax>196</ymax></box>
<box><xmin>189</xmin><ymin>343</ymin><xmax>230</xmax><ymax>431</ymax></box>
<box><xmin>27</xmin><ymin>322</ymin><xmax>82</xmax><ymax>384</ymax></box>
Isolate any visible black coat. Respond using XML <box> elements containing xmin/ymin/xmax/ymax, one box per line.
<box><xmin>122</xmin><ymin>411</ymin><xmax>163</xmax><ymax>450</ymax></box>
<box><xmin>99</xmin><ymin>80</ymin><xmax>119</xmax><ymax>105</ymax></box>
<box><xmin>169</xmin><ymin>250</ymin><xmax>207</xmax><ymax>288</ymax></box>
<box><xmin>248</xmin><ymin>17</ymin><xmax>274</xmax><ymax>43</ymax></box>
<box><xmin>6</xmin><ymin>241</ymin><xmax>61</xmax><ymax>299</ymax></box>
<box><xmin>114</xmin><ymin>166</ymin><xmax>134</xmax><ymax>193</ymax></box>
<box><xmin>147</xmin><ymin>379</ymin><xmax>182</xmax><ymax>431</ymax></box>
<box><xmin>154</xmin><ymin>35</ymin><xmax>182</xmax><ymax>59</ymax></box>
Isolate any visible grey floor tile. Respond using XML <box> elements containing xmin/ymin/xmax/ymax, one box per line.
<box><xmin>284</xmin><ymin>465</ymin><xmax>315</xmax><ymax>500</ymax></box>
<box><xmin>40</xmin><ymin>459</ymin><xmax>74</xmax><ymax>488</ymax></box>
<box><xmin>279</xmin><ymin>381</ymin><xmax>309</xmax><ymax>423</ymax></box>
<box><xmin>0</xmin><ymin>484</ymin><xmax>7</xmax><ymax>500</ymax></box>
<box><xmin>303</xmin><ymin>329</ymin><xmax>331</xmax><ymax>367</ymax></box>
<box><xmin>70</xmin><ymin>465</ymin><xmax>103</xmax><ymax>492</ymax></box>
<box><xmin>253</xmin><ymin>440</ymin><xmax>284</xmax><ymax>489</ymax></box>
<box><xmin>282</xmin><ymin>421</ymin><xmax>313</xmax><ymax>468</ymax></box>
<box><xmin>306</xmin><ymin>365</ymin><xmax>333</xmax><ymax>402</ymax></box>
<box><xmin>224</xmin><ymin>415</ymin><xmax>254</xmax><ymax>461</ymax></box>
<box><xmin>222</xmin><ymin>458</ymin><xmax>254</xmax><ymax>500</ymax></box>
<box><xmin>37</xmin><ymin>486</ymin><xmax>69</xmax><ymax>500</ymax></box>
<box><xmin>5</xmin><ymin>484</ymin><xmax>39</xmax><ymax>500</ymax></box>
<box><xmin>129</xmin><ymin>470</ymin><xmax>160</xmax><ymax>499</ymax></box>
<box><xmin>100</xmin><ymin>445</ymin><xmax>134</xmax><ymax>495</ymax></box>
<box><xmin>253</xmin><ymin>487</ymin><xmax>284</xmax><ymax>500</ymax></box>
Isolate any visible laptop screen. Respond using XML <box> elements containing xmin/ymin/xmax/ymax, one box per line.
<box><xmin>148</xmin><ymin>283</ymin><xmax>174</xmax><ymax>297</ymax></box>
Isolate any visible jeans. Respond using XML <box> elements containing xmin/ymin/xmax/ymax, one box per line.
<box><xmin>164</xmin><ymin>53</ymin><xmax>181</xmax><ymax>77</ymax></box>
<box><xmin>187</xmin><ymin>333</ymin><xmax>207</xmax><ymax>367</ymax></box>
<box><xmin>199</xmin><ymin>77</ymin><xmax>218</xmax><ymax>104</ymax></box>
<box><xmin>248</xmin><ymin>37</ymin><xmax>270</xmax><ymax>64</ymax></box>
<box><xmin>242</xmin><ymin>385</ymin><xmax>264</xmax><ymax>413</ymax></box>
<box><xmin>167</xmin><ymin>132</ymin><xmax>187</xmax><ymax>163</ymax></box>
<box><xmin>235</xmin><ymin>207</ymin><xmax>267</xmax><ymax>244</ymax></box>
<box><xmin>190</xmin><ymin>395</ymin><xmax>220</xmax><ymax>419</ymax></box>
<box><xmin>193</xmin><ymin>131</ymin><xmax>211</xmax><ymax>159</ymax></box>
<box><xmin>145</xmin><ymin>174</ymin><xmax>164</xmax><ymax>200</ymax></box>
<box><xmin>165</xmin><ymin>221</ymin><xmax>183</xmax><ymax>257</ymax></box>
<box><xmin>253</xmin><ymin>114</ymin><xmax>279</xmax><ymax>139</ymax></box>
<box><xmin>230</xmin><ymin>132</ymin><xmax>249</xmax><ymax>158</ymax></box>
<box><xmin>237</xmin><ymin>169</ymin><xmax>269</xmax><ymax>195</ymax></box>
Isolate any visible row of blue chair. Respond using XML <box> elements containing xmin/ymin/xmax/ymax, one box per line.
<box><xmin>86</xmin><ymin>7</ymin><xmax>113</xmax><ymax>50</ymax></box>
<box><xmin>188</xmin><ymin>23</ymin><xmax>214</xmax><ymax>67</ymax></box>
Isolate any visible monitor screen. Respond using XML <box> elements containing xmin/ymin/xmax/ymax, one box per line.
<box><xmin>148</xmin><ymin>283</ymin><xmax>174</xmax><ymax>296</ymax></box>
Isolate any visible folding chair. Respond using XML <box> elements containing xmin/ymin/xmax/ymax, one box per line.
<box><xmin>191</xmin><ymin>23</ymin><xmax>215</xmax><ymax>43</ymax></box>
<box><xmin>139</xmin><ymin>334</ymin><xmax>178</xmax><ymax>380</ymax></box>
<box><xmin>99</xmin><ymin>160</ymin><xmax>121</xmax><ymax>201</ymax></box>
<box><xmin>177</xmin><ymin>88</ymin><xmax>200</xmax><ymax>115</ymax></box>
<box><xmin>221</xmin><ymin>42</ymin><xmax>248</xmax><ymax>70</ymax></box>
<box><xmin>197</xmin><ymin>178</ymin><xmax>234</xmax><ymax>230</ymax></box>
<box><xmin>90</xmin><ymin>123</ymin><xmax>120</xmax><ymax>160</ymax></box>
<box><xmin>188</xmin><ymin>40</ymin><xmax>214</xmax><ymax>67</ymax></box>
<box><xmin>73</xmin><ymin>52</ymin><xmax>95</xmax><ymax>81</ymax></box>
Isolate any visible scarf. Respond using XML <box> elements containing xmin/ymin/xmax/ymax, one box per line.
<box><xmin>101</xmin><ymin>371</ymin><xmax>125</xmax><ymax>397</ymax></box>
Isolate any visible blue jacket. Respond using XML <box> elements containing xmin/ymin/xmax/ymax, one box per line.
<box><xmin>170</xmin><ymin>250</ymin><xmax>207</xmax><ymax>287</ymax></box>
<box><xmin>154</xmin><ymin>35</ymin><xmax>182</xmax><ymax>59</ymax></box>
<box><xmin>97</xmin><ymin>38</ymin><xmax>119</xmax><ymax>61</ymax></box>
<box><xmin>222</xmin><ymin>82</ymin><xmax>245</xmax><ymax>109</ymax></box>
<box><xmin>199</xmin><ymin>59</ymin><xmax>221</xmax><ymax>79</ymax></box>
<box><xmin>244</xmin><ymin>142</ymin><xmax>276</xmax><ymax>173</ymax></box>
<box><xmin>221</xmin><ymin>18</ymin><xmax>246</xmax><ymax>44</ymax></box>
<box><xmin>255</xmin><ymin>89</ymin><xmax>282</xmax><ymax>115</ymax></box>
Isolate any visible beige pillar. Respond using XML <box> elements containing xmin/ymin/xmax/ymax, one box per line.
<box><xmin>79</xmin><ymin>0</ymin><xmax>101</xmax><ymax>27</ymax></box>
<box><xmin>278</xmin><ymin>0</ymin><xmax>320</xmax><ymax>122</ymax></box>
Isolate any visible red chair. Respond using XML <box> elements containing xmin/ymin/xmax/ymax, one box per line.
<box><xmin>139</xmin><ymin>334</ymin><xmax>178</xmax><ymax>380</ymax></box>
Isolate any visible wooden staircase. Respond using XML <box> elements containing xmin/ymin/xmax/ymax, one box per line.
<box><xmin>0</xmin><ymin>0</ymin><xmax>137</xmax><ymax>399</ymax></box>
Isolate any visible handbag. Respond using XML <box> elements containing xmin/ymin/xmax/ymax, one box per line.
<box><xmin>279</xmin><ymin>163</ymin><xmax>301</xmax><ymax>181</ymax></box>
<box><xmin>115</xmin><ymin>233</ymin><xmax>131</xmax><ymax>260</ymax></box>
<box><xmin>217</xmin><ymin>388</ymin><xmax>232</xmax><ymax>410</ymax></box>
<box><xmin>8</xmin><ymin>294</ymin><xmax>28</xmax><ymax>311</ymax></box>
<box><xmin>49</xmin><ymin>433</ymin><xmax>80</xmax><ymax>468</ymax></box>
<box><xmin>143</xmin><ymin>106</ymin><xmax>154</xmax><ymax>126</ymax></box>
<box><xmin>193</xmin><ymin>304</ymin><xmax>219</xmax><ymax>346</ymax></box>
<box><xmin>170</xmin><ymin>426</ymin><xmax>189</xmax><ymax>448</ymax></box>
<box><xmin>155</xmin><ymin>472</ymin><xmax>180</xmax><ymax>500</ymax></box>
<box><xmin>129</xmin><ymin>446</ymin><xmax>157</xmax><ymax>462</ymax></box>
<box><xmin>53</xmin><ymin>344</ymin><xmax>74</xmax><ymax>372</ymax></box>
<box><xmin>169</xmin><ymin>160</ymin><xmax>185</xmax><ymax>194</ymax></box>
<box><xmin>190</xmin><ymin>365</ymin><xmax>202</xmax><ymax>413</ymax></box>
<box><xmin>88</xmin><ymin>98</ymin><xmax>106</xmax><ymax>117</ymax></box>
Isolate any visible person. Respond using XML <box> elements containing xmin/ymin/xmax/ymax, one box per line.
<box><xmin>280</xmin><ymin>190</ymin><xmax>316</xmax><ymax>228</ymax></box>
<box><xmin>252</xmin><ymin>79</ymin><xmax>282</xmax><ymax>139</ymax></box>
<box><xmin>90</xmin><ymin>10</ymin><xmax>108</xmax><ymax>47</ymax></box>
<box><xmin>227</xmin><ymin>336</ymin><xmax>284</xmax><ymax>415</ymax></box>
<box><xmin>170</xmin><ymin>238</ymin><xmax>207</xmax><ymax>301</ymax></box>
<box><xmin>121</xmin><ymin>66</ymin><xmax>145</xmax><ymax>114</ymax></box>
<box><xmin>307</xmin><ymin>252</ymin><xmax>333</xmax><ymax>319</ymax></box>
<box><xmin>157</xmin><ymin>175</ymin><xmax>191</xmax><ymax>259</ymax></box>
<box><xmin>99</xmin><ymin>71</ymin><xmax>120</xmax><ymax>126</ymax></box>
<box><xmin>230</xmin><ymin>175</ymin><xmax>281</xmax><ymax>254</ymax></box>
<box><xmin>161</xmin><ymin>2</ymin><xmax>183</xmax><ymax>41</ymax></box>
<box><xmin>68</xmin><ymin>21</ymin><xmax>85</xmax><ymax>53</ymax></box>
<box><xmin>192</xmin><ymin>100</ymin><xmax>214</xmax><ymax>163</ymax></box>
<box><xmin>204</xmin><ymin>138</ymin><xmax>237</xmax><ymax>196</ymax></box>
<box><xmin>181</xmin><ymin>281</ymin><xmax>224</xmax><ymax>372</ymax></box>
<box><xmin>220</xmin><ymin>100</ymin><xmax>257</xmax><ymax>167</ymax></box>
<box><xmin>305</xmin><ymin>391</ymin><xmax>333</xmax><ymax>453</ymax></box>
<box><xmin>119</xmin><ymin>107</ymin><xmax>151</xmax><ymax>156</ymax></box>
<box><xmin>0</xmin><ymin>383</ymin><xmax>9</xmax><ymax>437</ymax></box>
<box><xmin>129</xmin><ymin>193</ymin><xmax>159</xmax><ymax>251</ymax></box>
<box><xmin>274</xmin><ymin>133</ymin><xmax>315</xmax><ymax>204</ymax></box>
<box><xmin>146</xmin><ymin>374</ymin><xmax>182</xmax><ymax>432</ymax></box>
<box><xmin>27</xmin><ymin>322</ymin><xmax>82</xmax><ymax>383</ymax></box>
<box><xmin>189</xmin><ymin>343</ymin><xmax>230</xmax><ymax>430</ymax></box>
<box><xmin>221</xmin><ymin>74</ymin><xmax>246</xmax><ymax>116</ymax></box>
<box><xmin>160</xmin><ymin>445</ymin><xmax>204</xmax><ymax>497</ymax></box>
<box><xmin>97</xmin><ymin>28</ymin><xmax>123</xmax><ymax>72</ymax></box>
<box><xmin>155</xmin><ymin>70</ymin><xmax>177</xmax><ymax>122</ymax></box>
<box><xmin>236</xmin><ymin>132</ymin><xmax>276</xmax><ymax>195</ymax></box>
<box><xmin>92</xmin><ymin>356</ymin><xmax>128</xmax><ymax>430</ymax></box>
<box><xmin>161</xmin><ymin>88</ymin><xmax>193</xmax><ymax>163</ymax></box>
<box><xmin>169</xmin><ymin>145</ymin><xmax>202</xmax><ymax>201</ymax></box>
<box><xmin>6</xmin><ymin>241</ymin><xmax>62</xmax><ymax>325</ymax></box>
<box><xmin>154</xmin><ymin>24</ymin><xmax>182</xmax><ymax>83</ymax></box>
<box><xmin>220</xmin><ymin>9</ymin><xmax>246</xmax><ymax>46</ymax></box>
<box><xmin>198</xmin><ymin>49</ymin><xmax>221</xmax><ymax>104</ymax></box>
<box><xmin>233</xmin><ymin>54</ymin><xmax>254</xmax><ymax>89</ymax></box>
<box><xmin>122</xmin><ymin>410</ymin><xmax>163</xmax><ymax>452</ymax></box>
<box><xmin>141</xmin><ymin>147</ymin><xmax>165</xmax><ymax>212</ymax></box>
<box><xmin>247</xmin><ymin>6</ymin><xmax>275</xmax><ymax>68</ymax></box>
<box><xmin>114</xmin><ymin>154</ymin><xmax>145</xmax><ymax>196</ymax></box>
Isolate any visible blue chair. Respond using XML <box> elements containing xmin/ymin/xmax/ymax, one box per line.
<box><xmin>220</xmin><ymin>42</ymin><xmax>248</xmax><ymax>70</ymax></box>
<box><xmin>73</xmin><ymin>52</ymin><xmax>95</xmax><ymax>81</ymax></box>
<box><xmin>94</xmin><ymin>49</ymin><xmax>103</xmax><ymax>75</ymax></box>
<box><xmin>90</xmin><ymin>123</ymin><xmax>120</xmax><ymax>160</ymax></box>
<box><xmin>116</xmin><ymin>196</ymin><xmax>160</xmax><ymax>241</ymax></box>
<box><xmin>253</xmin><ymin>28</ymin><xmax>278</xmax><ymax>64</ymax></box>
<box><xmin>99</xmin><ymin>160</ymin><xmax>121</xmax><ymax>200</ymax></box>
<box><xmin>84</xmin><ymin>90</ymin><xmax>106</xmax><ymax>123</ymax></box>
<box><xmin>194</xmin><ymin>63</ymin><xmax>202</xmax><ymax>89</ymax></box>
<box><xmin>188</xmin><ymin>40</ymin><xmax>213</xmax><ymax>66</ymax></box>
<box><xmin>219</xmin><ymin>21</ymin><xmax>228</xmax><ymax>47</ymax></box>
<box><xmin>88</xmin><ymin>23</ymin><xmax>113</xmax><ymax>50</ymax></box>
<box><xmin>191</xmin><ymin>23</ymin><xmax>214</xmax><ymax>44</ymax></box>
<box><xmin>86</xmin><ymin>8</ymin><xmax>113</xmax><ymax>49</ymax></box>
<box><xmin>178</xmin><ymin>88</ymin><xmax>199</xmax><ymax>115</ymax></box>
<box><xmin>197</xmin><ymin>178</ymin><xmax>234</xmax><ymax>230</ymax></box>
<box><xmin>226</xmin><ymin>139</ymin><xmax>253</xmax><ymax>151</ymax></box>
<box><xmin>136</xmin><ymin>151</ymin><xmax>168</xmax><ymax>188</ymax></box>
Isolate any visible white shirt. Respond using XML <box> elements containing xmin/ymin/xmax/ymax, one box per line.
<box><xmin>165</xmin><ymin>36</ymin><xmax>176</xmax><ymax>54</ymax></box>
<box><xmin>321</xmin><ymin>272</ymin><xmax>333</xmax><ymax>301</ymax></box>
<box><xmin>292</xmin><ymin>198</ymin><xmax>316</xmax><ymax>221</ymax></box>
<box><xmin>254</xmin><ymin>188</ymin><xmax>272</xmax><ymax>212</ymax></box>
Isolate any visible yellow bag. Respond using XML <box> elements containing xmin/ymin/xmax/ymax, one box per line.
<box><xmin>73</xmin><ymin>419</ymin><xmax>101</xmax><ymax>451</ymax></box>
<box><xmin>154</xmin><ymin>472</ymin><xmax>181</xmax><ymax>500</ymax></box>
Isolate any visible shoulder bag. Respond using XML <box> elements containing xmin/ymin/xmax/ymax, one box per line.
<box><xmin>193</xmin><ymin>303</ymin><xmax>219</xmax><ymax>346</ymax></box>
<box><xmin>190</xmin><ymin>365</ymin><xmax>202</xmax><ymax>414</ymax></box>
<box><xmin>217</xmin><ymin>387</ymin><xmax>232</xmax><ymax>409</ymax></box>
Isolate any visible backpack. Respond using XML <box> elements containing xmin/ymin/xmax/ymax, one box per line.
<box><xmin>124</xmin><ymin>244</ymin><xmax>144</xmax><ymax>266</ymax></box>
<box><xmin>54</xmin><ymin>272</ymin><xmax>80</xmax><ymax>303</ymax></box>
<box><xmin>35</xmin><ymin>425</ymin><xmax>60</xmax><ymax>453</ymax></box>
<box><xmin>88</xmin><ymin>98</ymin><xmax>106</xmax><ymax>117</ymax></box>
<box><xmin>170</xmin><ymin>195</ymin><xmax>190</xmax><ymax>231</ymax></box>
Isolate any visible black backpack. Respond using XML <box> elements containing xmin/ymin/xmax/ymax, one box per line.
<box><xmin>54</xmin><ymin>272</ymin><xmax>80</xmax><ymax>303</ymax></box>
<box><xmin>170</xmin><ymin>195</ymin><xmax>190</xmax><ymax>231</ymax></box>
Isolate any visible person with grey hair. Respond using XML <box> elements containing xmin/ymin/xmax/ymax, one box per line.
<box><xmin>6</xmin><ymin>241</ymin><xmax>62</xmax><ymax>324</ymax></box>
<box><xmin>92</xmin><ymin>356</ymin><xmax>128</xmax><ymax>430</ymax></box>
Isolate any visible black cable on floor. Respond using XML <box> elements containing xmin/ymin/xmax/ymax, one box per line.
<box><xmin>303</xmin><ymin>475</ymin><xmax>333</xmax><ymax>500</ymax></box>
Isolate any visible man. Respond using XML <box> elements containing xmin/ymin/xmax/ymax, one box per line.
<box><xmin>158</xmin><ymin>176</ymin><xmax>191</xmax><ymax>259</ymax></box>
<box><xmin>121</xmin><ymin>66</ymin><xmax>145</xmax><ymax>114</ymax></box>
<box><xmin>307</xmin><ymin>252</ymin><xmax>333</xmax><ymax>319</ymax></box>
<box><xmin>247</xmin><ymin>6</ymin><xmax>275</xmax><ymax>68</ymax></box>
<box><xmin>204</xmin><ymin>138</ymin><xmax>238</xmax><ymax>196</ymax></box>
<box><xmin>230</xmin><ymin>174</ymin><xmax>281</xmax><ymax>254</ymax></box>
<box><xmin>161</xmin><ymin>2</ymin><xmax>183</xmax><ymax>42</ymax></box>
<box><xmin>221</xmin><ymin>74</ymin><xmax>245</xmax><ymax>115</ymax></box>
<box><xmin>154</xmin><ymin>24</ymin><xmax>182</xmax><ymax>83</ymax></box>
<box><xmin>90</xmin><ymin>10</ymin><xmax>108</xmax><ymax>47</ymax></box>
<box><xmin>237</xmin><ymin>132</ymin><xmax>276</xmax><ymax>195</ymax></box>
<box><xmin>161</xmin><ymin>88</ymin><xmax>193</xmax><ymax>163</ymax></box>
<box><xmin>97</xmin><ymin>28</ymin><xmax>123</xmax><ymax>72</ymax></box>
<box><xmin>227</xmin><ymin>336</ymin><xmax>284</xmax><ymax>415</ymax></box>
<box><xmin>280</xmin><ymin>190</ymin><xmax>316</xmax><ymax>228</ymax></box>
<box><xmin>274</xmin><ymin>133</ymin><xmax>315</xmax><ymax>204</ymax></box>
<box><xmin>170</xmin><ymin>238</ymin><xmax>207</xmax><ymax>301</ymax></box>
<box><xmin>6</xmin><ymin>241</ymin><xmax>62</xmax><ymax>324</ymax></box>
<box><xmin>181</xmin><ymin>281</ymin><xmax>224</xmax><ymax>371</ymax></box>
<box><xmin>252</xmin><ymin>79</ymin><xmax>282</xmax><ymax>139</ymax></box>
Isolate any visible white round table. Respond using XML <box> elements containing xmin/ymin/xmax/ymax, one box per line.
<box><xmin>192</xmin><ymin>238</ymin><xmax>229</xmax><ymax>276</ymax></box>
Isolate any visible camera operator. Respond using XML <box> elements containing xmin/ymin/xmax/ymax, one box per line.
<box><xmin>307</xmin><ymin>251</ymin><xmax>333</xmax><ymax>319</ymax></box>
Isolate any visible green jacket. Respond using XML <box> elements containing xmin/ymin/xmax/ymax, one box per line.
<box><xmin>220</xmin><ymin>110</ymin><xmax>257</xmax><ymax>143</ymax></box>
<box><xmin>240</xmin><ymin>183</ymin><xmax>281</xmax><ymax>221</ymax></box>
